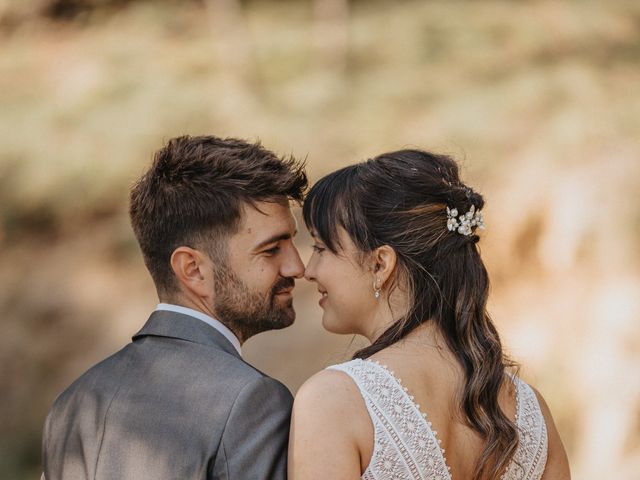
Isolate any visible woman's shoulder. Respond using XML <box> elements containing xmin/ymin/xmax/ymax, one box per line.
<box><xmin>291</xmin><ymin>361</ymin><xmax>374</xmax><ymax>450</ymax></box>
<box><xmin>298</xmin><ymin>365</ymin><xmax>358</xmax><ymax>393</ymax></box>
<box><xmin>295</xmin><ymin>359</ymin><xmax>365</xmax><ymax>410</ymax></box>
<box><xmin>289</xmin><ymin>364</ymin><xmax>375</xmax><ymax>478</ymax></box>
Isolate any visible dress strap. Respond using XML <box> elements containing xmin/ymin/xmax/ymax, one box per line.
<box><xmin>501</xmin><ymin>378</ymin><xmax>548</xmax><ymax>480</ymax></box>
<box><xmin>328</xmin><ymin>359</ymin><xmax>451</xmax><ymax>480</ymax></box>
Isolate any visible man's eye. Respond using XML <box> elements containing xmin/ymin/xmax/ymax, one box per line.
<box><xmin>264</xmin><ymin>246</ymin><xmax>280</xmax><ymax>255</ymax></box>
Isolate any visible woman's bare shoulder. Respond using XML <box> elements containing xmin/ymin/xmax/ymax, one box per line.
<box><xmin>289</xmin><ymin>368</ymin><xmax>372</xmax><ymax>480</ymax></box>
<box><xmin>294</xmin><ymin>367</ymin><xmax>364</xmax><ymax>418</ymax></box>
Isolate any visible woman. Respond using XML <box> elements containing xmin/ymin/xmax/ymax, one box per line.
<box><xmin>288</xmin><ymin>150</ymin><xmax>570</xmax><ymax>479</ymax></box>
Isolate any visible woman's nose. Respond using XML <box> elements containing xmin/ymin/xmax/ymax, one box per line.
<box><xmin>304</xmin><ymin>257</ymin><xmax>316</xmax><ymax>282</ymax></box>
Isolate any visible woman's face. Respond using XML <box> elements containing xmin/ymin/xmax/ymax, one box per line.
<box><xmin>304</xmin><ymin>228</ymin><xmax>379</xmax><ymax>337</ymax></box>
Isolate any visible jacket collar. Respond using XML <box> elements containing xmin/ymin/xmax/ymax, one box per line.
<box><xmin>132</xmin><ymin>310</ymin><xmax>241</xmax><ymax>359</ymax></box>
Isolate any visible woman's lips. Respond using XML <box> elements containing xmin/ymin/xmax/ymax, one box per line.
<box><xmin>319</xmin><ymin>291</ymin><xmax>328</xmax><ymax>307</ymax></box>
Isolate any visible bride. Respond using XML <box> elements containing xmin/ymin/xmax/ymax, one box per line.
<box><xmin>288</xmin><ymin>149</ymin><xmax>570</xmax><ymax>479</ymax></box>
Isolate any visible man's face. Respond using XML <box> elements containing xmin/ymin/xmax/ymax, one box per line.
<box><xmin>211</xmin><ymin>200</ymin><xmax>304</xmax><ymax>342</ymax></box>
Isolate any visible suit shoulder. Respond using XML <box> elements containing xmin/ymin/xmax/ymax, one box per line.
<box><xmin>222</xmin><ymin>376</ymin><xmax>293</xmax><ymax>440</ymax></box>
<box><xmin>187</xmin><ymin>345</ymin><xmax>285</xmax><ymax>392</ymax></box>
<box><xmin>49</xmin><ymin>345</ymin><xmax>131</xmax><ymax>405</ymax></box>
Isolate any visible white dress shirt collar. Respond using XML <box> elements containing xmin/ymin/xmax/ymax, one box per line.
<box><xmin>155</xmin><ymin>303</ymin><xmax>242</xmax><ymax>356</ymax></box>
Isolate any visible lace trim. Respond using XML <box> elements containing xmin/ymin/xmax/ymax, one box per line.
<box><xmin>501</xmin><ymin>379</ymin><xmax>548</xmax><ymax>480</ymax></box>
<box><xmin>329</xmin><ymin>359</ymin><xmax>451</xmax><ymax>480</ymax></box>
<box><xmin>365</xmin><ymin>360</ymin><xmax>453</xmax><ymax>477</ymax></box>
<box><xmin>328</xmin><ymin>359</ymin><xmax>547</xmax><ymax>480</ymax></box>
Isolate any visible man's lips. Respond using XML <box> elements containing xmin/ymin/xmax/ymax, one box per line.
<box><xmin>275</xmin><ymin>288</ymin><xmax>294</xmax><ymax>295</ymax></box>
<box><xmin>273</xmin><ymin>277</ymin><xmax>295</xmax><ymax>296</ymax></box>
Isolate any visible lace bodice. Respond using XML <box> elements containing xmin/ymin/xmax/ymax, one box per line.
<box><xmin>328</xmin><ymin>359</ymin><xmax>547</xmax><ymax>480</ymax></box>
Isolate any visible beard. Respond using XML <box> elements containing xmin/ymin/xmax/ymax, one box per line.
<box><xmin>212</xmin><ymin>264</ymin><xmax>296</xmax><ymax>342</ymax></box>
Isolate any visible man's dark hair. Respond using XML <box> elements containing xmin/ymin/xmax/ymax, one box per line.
<box><xmin>129</xmin><ymin>135</ymin><xmax>307</xmax><ymax>296</ymax></box>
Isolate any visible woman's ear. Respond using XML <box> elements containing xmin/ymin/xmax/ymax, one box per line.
<box><xmin>371</xmin><ymin>245</ymin><xmax>397</xmax><ymax>287</ymax></box>
<box><xmin>170</xmin><ymin>246</ymin><xmax>213</xmax><ymax>298</ymax></box>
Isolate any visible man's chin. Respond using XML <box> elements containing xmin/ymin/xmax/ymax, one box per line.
<box><xmin>271</xmin><ymin>307</ymin><xmax>296</xmax><ymax>330</ymax></box>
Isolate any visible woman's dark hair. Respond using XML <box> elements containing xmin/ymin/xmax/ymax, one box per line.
<box><xmin>130</xmin><ymin>135</ymin><xmax>307</xmax><ymax>296</ymax></box>
<box><xmin>303</xmin><ymin>149</ymin><xmax>518</xmax><ymax>480</ymax></box>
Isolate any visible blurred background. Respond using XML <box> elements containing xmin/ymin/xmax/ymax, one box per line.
<box><xmin>1</xmin><ymin>0</ymin><xmax>639</xmax><ymax>478</ymax></box>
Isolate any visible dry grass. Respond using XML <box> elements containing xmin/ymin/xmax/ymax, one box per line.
<box><xmin>1</xmin><ymin>1</ymin><xmax>639</xmax><ymax>478</ymax></box>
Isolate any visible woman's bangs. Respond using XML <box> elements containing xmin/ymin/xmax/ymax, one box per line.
<box><xmin>303</xmin><ymin>169</ymin><xmax>353</xmax><ymax>253</ymax></box>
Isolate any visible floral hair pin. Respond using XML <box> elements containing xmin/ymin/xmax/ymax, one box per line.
<box><xmin>446</xmin><ymin>205</ymin><xmax>485</xmax><ymax>236</ymax></box>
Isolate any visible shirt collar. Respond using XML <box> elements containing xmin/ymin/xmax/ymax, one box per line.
<box><xmin>154</xmin><ymin>303</ymin><xmax>242</xmax><ymax>355</ymax></box>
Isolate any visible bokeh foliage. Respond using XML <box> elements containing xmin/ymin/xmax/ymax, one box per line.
<box><xmin>1</xmin><ymin>1</ymin><xmax>639</xmax><ymax>478</ymax></box>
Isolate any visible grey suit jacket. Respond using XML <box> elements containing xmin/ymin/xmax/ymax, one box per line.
<box><xmin>42</xmin><ymin>310</ymin><xmax>293</xmax><ymax>479</ymax></box>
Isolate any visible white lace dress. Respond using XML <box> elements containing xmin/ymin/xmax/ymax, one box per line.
<box><xmin>328</xmin><ymin>359</ymin><xmax>547</xmax><ymax>480</ymax></box>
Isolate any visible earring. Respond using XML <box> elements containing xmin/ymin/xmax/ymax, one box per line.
<box><xmin>373</xmin><ymin>278</ymin><xmax>381</xmax><ymax>299</ymax></box>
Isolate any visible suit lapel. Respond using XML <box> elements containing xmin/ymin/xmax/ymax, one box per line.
<box><xmin>132</xmin><ymin>310</ymin><xmax>241</xmax><ymax>359</ymax></box>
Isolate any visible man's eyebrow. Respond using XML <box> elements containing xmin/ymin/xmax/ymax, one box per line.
<box><xmin>254</xmin><ymin>230</ymin><xmax>297</xmax><ymax>250</ymax></box>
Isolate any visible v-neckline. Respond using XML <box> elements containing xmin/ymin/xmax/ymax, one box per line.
<box><xmin>364</xmin><ymin>359</ymin><xmax>453</xmax><ymax>479</ymax></box>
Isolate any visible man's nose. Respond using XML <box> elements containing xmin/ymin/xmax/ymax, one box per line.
<box><xmin>282</xmin><ymin>244</ymin><xmax>305</xmax><ymax>279</ymax></box>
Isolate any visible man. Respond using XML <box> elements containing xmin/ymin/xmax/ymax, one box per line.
<box><xmin>42</xmin><ymin>135</ymin><xmax>308</xmax><ymax>479</ymax></box>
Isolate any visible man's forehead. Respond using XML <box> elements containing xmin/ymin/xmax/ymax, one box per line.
<box><xmin>235</xmin><ymin>200</ymin><xmax>297</xmax><ymax>242</ymax></box>
<box><xmin>240</xmin><ymin>200</ymin><xmax>294</xmax><ymax>224</ymax></box>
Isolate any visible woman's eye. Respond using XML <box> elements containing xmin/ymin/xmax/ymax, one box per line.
<box><xmin>312</xmin><ymin>245</ymin><xmax>325</xmax><ymax>253</ymax></box>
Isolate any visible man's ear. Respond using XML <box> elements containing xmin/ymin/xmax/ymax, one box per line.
<box><xmin>170</xmin><ymin>246</ymin><xmax>213</xmax><ymax>299</ymax></box>
<box><xmin>371</xmin><ymin>245</ymin><xmax>397</xmax><ymax>288</ymax></box>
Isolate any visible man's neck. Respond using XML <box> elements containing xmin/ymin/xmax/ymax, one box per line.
<box><xmin>155</xmin><ymin>302</ymin><xmax>243</xmax><ymax>354</ymax></box>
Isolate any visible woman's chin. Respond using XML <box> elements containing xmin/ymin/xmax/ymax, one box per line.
<box><xmin>321</xmin><ymin>313</ymin><xmax>355</xmax><ymax>335</ymax></box>
<box><xmin>320</xmin><ymin>314</ymin><xmax>337</xmax><ymax>333</ymax></box>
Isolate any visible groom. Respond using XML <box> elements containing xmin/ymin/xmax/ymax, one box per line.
<box><xmin>42</xmin><ymin>135</ymin><xmax>307</xmax><ymax>479</ymax></box>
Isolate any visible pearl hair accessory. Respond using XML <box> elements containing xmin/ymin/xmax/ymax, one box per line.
<box><xmin>446</xmin><ymin>205</ymin><xmax>485</xmax><ymax>236</ymax></box>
